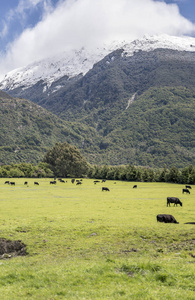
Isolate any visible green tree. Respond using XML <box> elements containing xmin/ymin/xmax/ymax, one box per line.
<box><xmin>9</xmin><ymin>168</ymin><xmax>25</xmax><ymax>178</ymax></box>
<box><xmin>43</xmin><ymin>142</ymin><xmax>90</xmax><ymax>177</ymax></box>
<box><xmin>166</xmin><ymin>166</ymin><xmax>180</xmax><ymax>183</ymax></box>
<box><xmin>158</xmin><ymin>165</ymin><xmax>169</xmax><ymax>182</ymax></box>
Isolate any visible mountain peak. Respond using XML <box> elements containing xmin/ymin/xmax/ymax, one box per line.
<box><xmin>123</xmin><ymin>34</ymin><xmax>195</xmax><ymax>56</ymax></box>
<box><xmin>1</xmin><ymin>34</ymin><xmax>195</xmax><ymax>92</ymax></box>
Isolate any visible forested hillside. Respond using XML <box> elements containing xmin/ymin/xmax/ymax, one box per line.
<box><xmin>93</xmin><ymin>86</ymin><xmax>195</xmax><ymax>167</ymax></box>
<box><xmin>0</xmin><ymin>91</ymin><xmax>88</xmax><ymax>164</ymax></box>
<box><xmin>0</xmin><ymin>47</ymin><xmax>195</xmax><ymax>168</ymax></box>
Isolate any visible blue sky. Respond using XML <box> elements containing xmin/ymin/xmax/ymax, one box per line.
<box><xmin>163</xmin><ymin>0</ymin><xmax>195</xmax><ymax>23</ymax></box>
<box><xmin>0</xmin><ymin>0</ymin><xmax>195</xmax><ymax>77</ymax></box>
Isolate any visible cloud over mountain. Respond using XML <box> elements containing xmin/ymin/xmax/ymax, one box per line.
<box><xmin>0</xmin><ymin>0</ymin><xmax>195</xmax><ymax>78</ymax></box>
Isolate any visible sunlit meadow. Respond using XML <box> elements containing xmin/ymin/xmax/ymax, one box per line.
<box><xmin>0</xmin><ymin>179</ymin><xmax>194</xmax><ymax>299</ymax></box>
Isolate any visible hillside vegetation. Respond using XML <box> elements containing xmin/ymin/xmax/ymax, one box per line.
<box><xmin>96</xmin><ymin>86</ymin><xmax>195</xmax><ymax>167</ymax></box>
<box><xmin>0</xmin><ymin>91</ymin><xmax>85</xmax><ymax>164</ymax></box>
<box><xmin>1</xmin><ymin>48</ymin><xmax>195</xmax><ymax>167</ymax></box>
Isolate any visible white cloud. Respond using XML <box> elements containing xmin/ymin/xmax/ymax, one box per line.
<box><xmin>0</xmin><ymin>0</ymin><xmax>52</xmax><ymax>36</ymax></box>
<box><xmin>0</xmin><ymin>0</ymin><xmax>195</xmax><ymax>77</ymax></box>
<box><xmin>0</xmin><ymin>22</ymin><xmax>8</xmax><ymax>39</ymax></box>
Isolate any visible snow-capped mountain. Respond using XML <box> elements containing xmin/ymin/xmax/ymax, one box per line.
<box><xmin>0</xmin><ymin>34</ymin><xmax>195</xmax><ymax>168</ymax></box>
<box><xmin>1</xmin><ymin>34</ymin><xmax>195</xmax><ymax>93</ymax></box>
<box><xmin>0</xmin><ymin>43</ymin><xmax>121</xmax><ymax>92</ymax></box>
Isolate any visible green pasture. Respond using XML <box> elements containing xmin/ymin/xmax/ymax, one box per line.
<box><xmin>0</xmin><ymin>179</ymin><xmax>194</xmax><ymax>299</ymax></box>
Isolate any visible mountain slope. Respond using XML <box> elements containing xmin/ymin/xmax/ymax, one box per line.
<box><xmin>0</xmin><ymin>91</ymin><xmax>98</xmax><ymax>164</ymax></box>
<box><xmin>98</xmin><ymin>86</ymin><xmax>195</xmax><ymax>167</ymax></box>
<box><xmin>0</xmin><ymin>35</ymin><xmax>195</xmax><ymax>168</ymax></box>
<box><xmin>45</xmin><ymin>48</ymin><xmax>195</xmax><ymax>123</ymax></box>
<box><xmin>1</xmin><ymin>34</ymin><xmax>195</xmax><ymax>100</ymax></box>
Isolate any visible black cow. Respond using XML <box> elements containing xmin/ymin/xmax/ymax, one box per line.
<box><xmin>94</xmin><ymin>180</ymin><xmax>100</xmax><ymax>183</ymax></box>
<box><xmin>10</xmin><ymin>182</ymin><xmax>15</xmax><ymax>186</ymax></box>
<box><xmin>71</xmin><ymin>179</ymin><xmax>75</xmax><ymax>184</ymax></box>
<box><xmin>183</xmin><ymin>188</ymin><xmax>190</xmax><ymax>194</ymax></box>
<box><xmin>102</xmin><ymin>187</ymin><xmax>110</xmax><ymax>191</ymax></box>
<box><xmin>4</xmin><ymin>181</ymin><xmax>9</xmax><ymax>184</ymax></box>
<box><xmin>102</xmin><ymin>179</ymin><xmax>106</xmax><ymax>183</ymax></box>
<box><xmin>185</xmin><ymin>185</ymin><xmax>192</xmax><ymax>189</ymax></box>
<box><xmin>76</xmin><ymin>181</ymin><xmax>82</xmax><ymax>185</ymax></box>
<box><xmin>157</xmin><ymin>214</ymin><xmax>179</xmax><ymax>224</ymax></box>
<box><xmin>34</xmin><ymin>182</ymin><xmax>39</xmax><ymax>185</ymax></box>
<box><xmin>24</xmin><ymin>181</ymin><xmax>28</xmax><ymax>185</ymax></box>
<box><xmin>133</xmin><ymin>185</ymin><xmax>137</xmax><ymax>188</ymax></box>
<box><xmin>184</xmin><ymin>222</ymin><xmax>195</xmax><ymax>224</ymax></box>
<box><xmin>59</xmin><ymin>179</ymin><xmax>65</xmax><ymax>183</ymax></box>
<box><xmin>50</xmin><ymin>180</ymin><xmax>56</xmax><ymax>184</ymax></box>
<box><xmin>167</xmin><ymin>197</ymin><xmax>182</xmax><ymax>207</ymax></box>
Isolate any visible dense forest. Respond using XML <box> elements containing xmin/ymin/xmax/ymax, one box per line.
<box><xmin>0</xmin><ymin>86</ymin><xmax>194</xmax><ymax>168</ymax></box>
<box><xmin>1</xmin><ymin>48</ymin><xmax>194</xmax><ymax>168</ymax></box>
<box><xmin>0</xmin><ymin>143</ymin><xmax>194</xmax><ymax>184</ymax></box>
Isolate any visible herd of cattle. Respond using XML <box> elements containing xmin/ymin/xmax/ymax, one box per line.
<box><xmin>157</xmin><ymin>185</ymin><xmax>193</xmax><ymax>224</ymax></box>
<box><xmin>3</xmin><ymin>179</ymin><xmax>193</xmax><ymax>224</ymax></box>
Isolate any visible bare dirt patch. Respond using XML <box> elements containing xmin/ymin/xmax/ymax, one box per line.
<box><xmin>0</xmin><ymin>238</ymin><xmax>27</xmax><ymax>259</ymax></box>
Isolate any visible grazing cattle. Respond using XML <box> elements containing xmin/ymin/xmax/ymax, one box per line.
<box><xmin>50</xmin><ymin>180</ymin><xmax>56</xmax><ymax>184</ymax></box>
<box><xmin>102</xmin><ymin>179</ymin><xmax>106</xmax><ymax>183</ymax></box>
<box><xmin>76</xmin><ymin>181</ymin><xmax>82</xmax><ymax>185</ymax></box>
<box><xmin>10</xmin><ymin>182</ymin><xmax>15</xmax><ymax>186</ymax></box>
<box><xmin>102</xmin><ymin>187</ymin><xmax>110</xmax><ymax>191</ymax></box>
<box><xmin>157</xmin><ymin>214</ymin><xmax>179</xmax><ymax>224</ymax></box>
<box><xmin>4</xmin><ymin>181</ymin><xmax>9</xmax><ymax>184</ymax></box>
<box><xmin>183</xmin><ymin>188</ymin><xmax>190</xmax><ymax>194</ymax></box>
<box><xmin>59</xmin><ymin>179</ymin><xmax>65</xmax><ymax>183</ymax></box>
<box><xmin>133</xmin><ymin>185</ymin><xmax>137</xmax><ymax>188</ymax></box>
<box><xmin>94</xmin><ymin>180</ymin><xmax>100</xmax><ymax>183</ymax></box>
<box><xmin>34</xmin><ymin>182</ymin><xmax>39</xmax><ymax>185</ymax></box>
<box><xmin>167</xmin><ymin>197</ymin><xmax>182</xmax><ymax>207</ymax></box>
<box><xmin>184</xmin><ymin>222</ymin><xmax>195</xmax><ymax>224</ymax></box>
<box><xmin>71</xmin><ymin>179</ymin><xmax>75</xmax><ymax>184</ymax></box>
<box><xmin>24</xmin><ymin>181</ymin><xmax>28</xmax><ymax>185</ymax></box>
<box><xmin>185</xmin><ymin>185</ymin><xmax>192</xmax><ymax>189</ymax></box>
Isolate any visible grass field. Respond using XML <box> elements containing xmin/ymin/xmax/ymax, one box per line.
<box><xmin>0</xmin><ymin>178</ymin><xmax>194</xmax><ymax>299</ymax></box>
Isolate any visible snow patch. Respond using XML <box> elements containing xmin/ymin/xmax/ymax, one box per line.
<box><xmin>0</xmin><ymin>34</ymin><xmax>195</xmax><ymax>92</ymax></box>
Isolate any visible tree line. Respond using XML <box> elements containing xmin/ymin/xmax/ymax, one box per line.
<box><xmin>88</xmin><ymin>164</ymin><xmax>195</xmax><ymax>184</ymax></box>
<box><xmin>0</xmin><ymin>142</ymin><xmax>194</xmax><ymax>184</ymax></box>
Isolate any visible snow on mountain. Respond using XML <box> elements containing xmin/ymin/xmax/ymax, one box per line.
<box><xmin>123</xmin><ymin>34</ymin><xmax>195</xmax><ymax>56</ymax></box>
<box><xmin>1</xmin><ymin>34</ymin><xmax>195</xmax><ymax>92</ymax></box>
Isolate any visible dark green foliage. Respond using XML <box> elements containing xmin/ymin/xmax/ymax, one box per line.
<box><xmin>1</xmin><ymin>49</ymin><xmax>195</xmax><ymax>168</ymax></box>
<box><xmin>0</xmin><ymin>162</ymin><xmax>53</xmax><ymax>178</ymax></box>
<box><xmin>0</xmin><ymin>92</ymin><xmax>88</xmax><ymax>165</ymax></box>
<box><xmin>43</xmin><ymin>142</ymin><xmax>90</xmax><ymax>177</ymax></box>
<box><xmin>87</xmin><ymin>164</ymin><xmax>195</xmax><ymax>184</ymax></box>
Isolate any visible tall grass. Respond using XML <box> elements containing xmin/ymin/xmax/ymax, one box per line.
<box><xmin>0</xmin><ymin>179</ymin><xmax>194</xmax><ymax>299</ymax></box>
